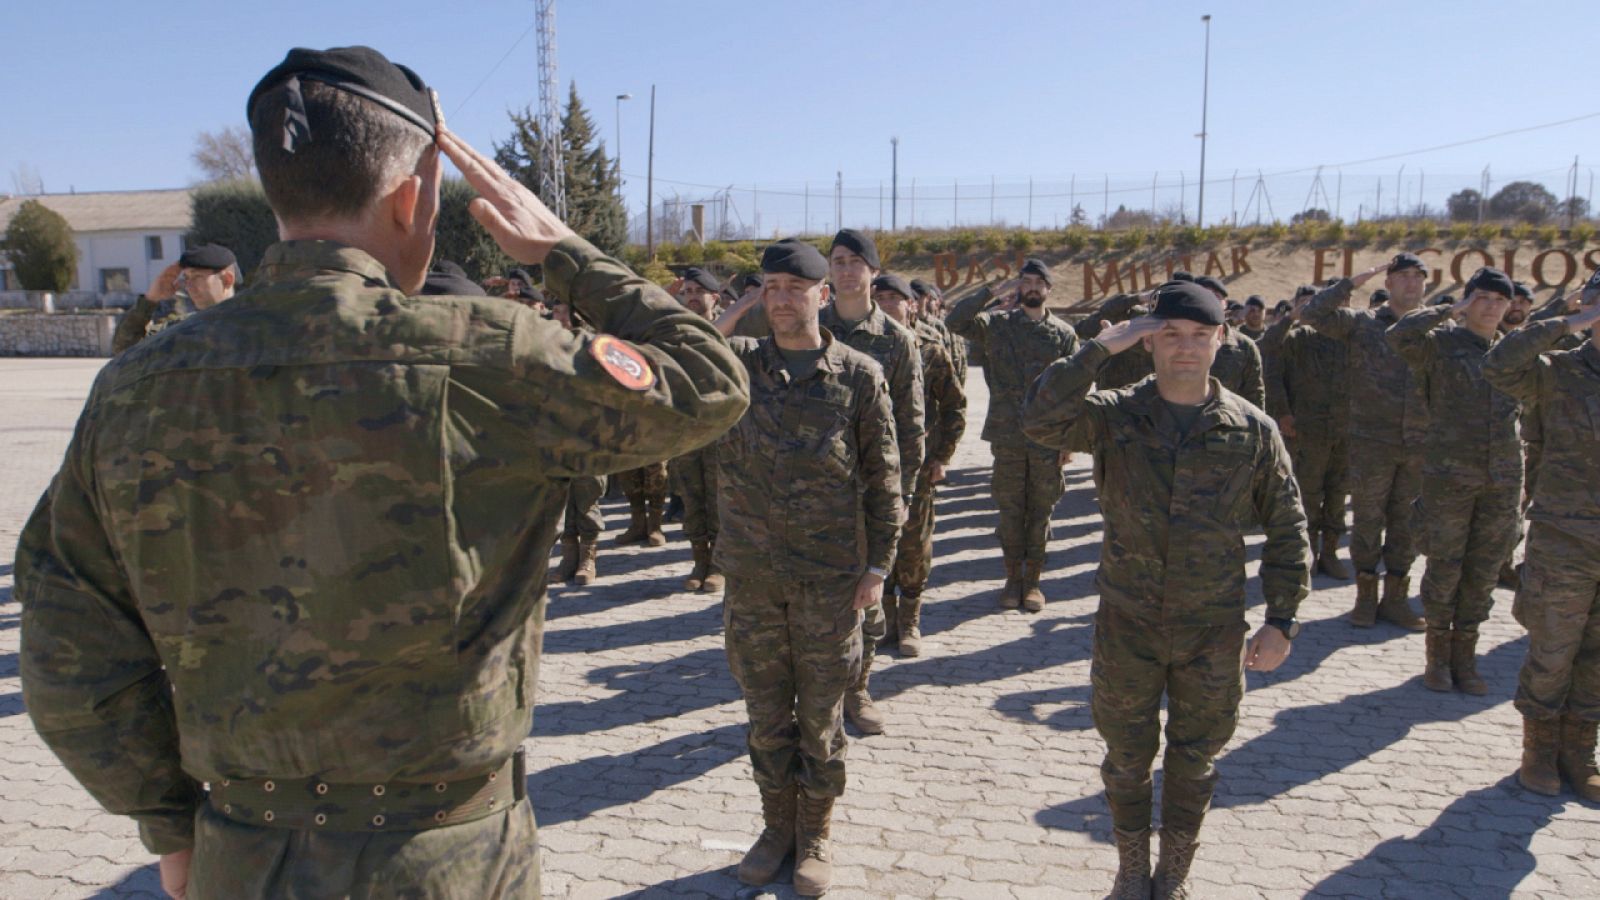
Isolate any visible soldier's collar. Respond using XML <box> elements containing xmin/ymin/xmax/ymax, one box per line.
<box><xmin>759</xmin><ymin>328</ymin><xmax>842</xmax><ymax>380</ymax></box>
<box><xmin>1129</xmin><ymin>377</ymin><xmax>1246</xmax><ymax>433</ymax></box>
<box><xmin>256</xmin><ymin>240</ymin><xmax>400</xmax><ymax>289</ymax></box>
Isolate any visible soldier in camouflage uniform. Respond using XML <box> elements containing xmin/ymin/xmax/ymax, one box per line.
<box><xmin>946</xmin><ymin>259</ymin><xmax>1079</xmax><ymax>611</ymax></box>
<box><xmin>111</xmin><ymin>245</ymin><xmax>239</xmax><ymax>353</ymax></box>
<box><xmin>1265</xmin><ymin>285</ymin><xmax>1353</xmax><ymax>580</ymax></box>
<box><xmin>818</xmin><ymin>228</ymin><xmax>924</xmax><ymax>736</ymax></box>
<box><xmin>712</xmin><ymin>239</ymin><xmax>901</xmax><ymax>896</ymax></box>
<box><xmin>1238</xmin><ymin>295</ymin><xmax>1267</xmax><ymax>341</ymax></box>
<box><xmin>1023</xmin><ymin>280</ymin><xmax>1310</xmax><ymax>900</ymax></box>
<box><xmin>15</xmin><ymin>47</ymin><xmax>749</xmax><ymax>900</ymax></box>
<box><xmin>912</xmin><ymin>277</ymin><xmax>967</xmax><ymax>386</ymax></box>
<box><xmin>1302</xmin><ymin>255</ymin><xmax>1431</xmax><ymax>629</ymax></box>
<box><xmin>670</xmin><ymin>267</ymin><xmax>728</xmax><ymax>591</ymax></box>
<box><xmin>614</xmin><ymin>462</ymin><xmax>669</xmax><ymax>547</ymax></box>
<box><xmin>874</xmin><ymin>274</ymin><xmax>967</xmax><ymax>657</ymax></box>
<box><xmin>1483</xmin><ymin>279</ymin><xmax>1600</xmax><ymax>802</ymax></box>
<box><xmin>1082</xmin><ymin>287</ymin><xmax>1266</xmax><ymax>408</ymax></box>
<box><xmin>544</xmin><ymin>298</ymin><xmax>609</xmax><ymax>586</ymax></box>
<box><xmin>1388</xmin><ymin>268</ymin><xmax>1522</xmax><ymax>695</ymax></box>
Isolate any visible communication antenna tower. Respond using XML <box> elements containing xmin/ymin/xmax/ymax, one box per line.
<box><xmin>536</xmin><ymin>0</ymin><xmax>566</xmax><ymax>219</ymax></box>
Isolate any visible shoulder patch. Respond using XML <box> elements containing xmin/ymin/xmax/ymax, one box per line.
<box><xmin>590</xmin><ymin>334</ymin><xmax>655</xmax><ymax>391</ymax></box>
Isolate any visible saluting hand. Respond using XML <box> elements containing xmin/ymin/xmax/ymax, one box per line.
<box><xmin>437</xmin><ymin>125</ymin><xmax>577</xmax><ymax>264</ymax></box>
<box><xmin>147</xmin><ymin>262</ymin><xmax>182</xmax><ymax>302</ymax></box>
<box><xmin>1351</xmin><ymin>263</ymin><xmax>1387</xmax><ymax>288</ymax></box>
<box><xmin>1566</xmin><ymin>295</ymin><xmax>1600</xmax><ymax>333</ymax></box>
<box><xmin>1095</xmin><ymin>315</ymin><xmax>1164</xmax><ymax>355</ymax></box>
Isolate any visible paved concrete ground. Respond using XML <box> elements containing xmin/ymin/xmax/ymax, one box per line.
<box><xmin>1</xmin><ymin>356</ymin><xmax>1597</xmax><ymax>899</ymax></box>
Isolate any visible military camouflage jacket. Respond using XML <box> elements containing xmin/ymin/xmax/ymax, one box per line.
<box><xmin>1387</xmin><ymin>307</ymin><xmax>1522</xmax><ymax>485</ymax></box>
<box><xmin>1302</xmin><ymin>280</ymin><xmax>1428</xmax><ymax>447</ymax></box>
<box><xmin>1211</xmin><ymin>324</ymin><xmax>1266</xmax><ymax>410</ymax></box>
<box><xmin>1483</xmin><ymin>320</ymin><xmax>1600</xmax><ymax>541</ymax></box>
<box><xmin>714</xmin><ymin>332</ymin><xmax>902</xmax><ymax>580</ymax></box>
<box><xmin>915</xmin><ymin>319</ymin><xmax>967</xmax><ymax>466</ymax></box>
<box><xmin>921</xmin><ymin>314</ymin><xmax>968</xmax><ymax>387</ymax></box>
<box><xmin>820</xmin><ymin>300</ymin><xmax>924</xmax><ymax>495</ymax></box>
<box><xmin>111</xmin><ymin>294</ymin><xmax>159</xmax><ymax>354</ymax></box>
<box><xmin>16</xmin><ymin>236</ymin><xmax>748</xmax><ymax>854</ymax></box>
<box><xmin>1265</xmin><ymin>321</ymin><xmax>1350</xmax><ymax>431</ymax></box>
<box><xmin>1022</xmin><ymin>340</ymin><xmax>1310</xmax><ymax>626</ymax></box>
<box><xmin>1239</xmin><ymin>323</ymin><xmax>1266</xmax><ymax>341</ymax></box>
<box><xmin>946</xmin><ymin>284</ymin><xmax>1080</xmax><ymax>447</ymax></box>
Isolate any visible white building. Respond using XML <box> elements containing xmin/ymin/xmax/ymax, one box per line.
<box><xmin>0</xmin><ymin>189</ymin><xmax>193</xmax><ymax>297</ymax></box>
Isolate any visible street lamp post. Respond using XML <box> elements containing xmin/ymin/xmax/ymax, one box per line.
<box><xmin>646</xmin><ymin>85</ymin><xmax>657</xmax><ymax>259</ymax></box>
<box><xmin>614</xmin><ymin>93</ymin><xmax>631</xmax><ymax>185</ymax></box>
<box><xmin>1197</xmin><ymin>14</ymin><xmax>1212</xmax><ymax>226</ymax></box>
<box><xmin>891</xmin><ymin>137</ymin><xmax>899</xmax><ymax>230</ymax></box>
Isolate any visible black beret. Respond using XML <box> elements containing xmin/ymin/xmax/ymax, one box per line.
<box><xmin>1273</xmin><ymin>300</ymin><xmax>1293</xmax><ymax>314</ymax></box>
<box><xmin>1195</xmin><ymin>275</ymin><xmax>1228</xmax><ymax>297</ymax></box>
<box><xmin>762</xmin><ymin>239</ymin><xmax>829</xmax><ymax>280</ymax></box>
<box><xmin>1431</xmin><ymin>293</ymin><xmax>1456</xmax><ymax>307</ymax></box>
<box><xmin>1020</xmin><ymin>258</ymin><xmax>1053</xmax><ymax>286</ymax></box>
<box><xmin>1388</xmin><ymin>252</ymin><xmax>1426</xmax><ymax>274</ymax></box>
<box><xmin>249</xmin><ymin>46</ymin><xmax>435</xmax><ymax>154</ymax></box>
<box><xmin>1245</xmin><ymin>295</ymin><xmax>1265</xmax><ymax>309</ymax></box>
<box><xmin>431</xmin><ymin>259</ymin><xmax>467</xmax><ymax>279</ymax></box>
<box><xmin>1225</xmin><ymin>301</ymin><xmax>1243</xmax><ymax>312</ymax></box>
<box><xmin>1465</xmin><ymin>267</ymin><xmax>1515</xmax><ymax>300</ymax></box>
<box><xmin>1151</xmin><ymin>281</ymin><xmax>1225</xmax><ymax>326</ymax></box>
<box><xmin>681</xmin><ymin>266</ymin><xmax>722</xmax><ymax>294</ymax></box>
<box><xmin>1370</xmin><ymin>288</ymin><xmax>1390</xmax><ymax>307</ymax></box>
<box><xmin>1293</xmin><ymin>285</ymin><xmax>1317</xmax><ymax>299</ymax></box>
<box><xmin>742</xmin><ymin>273</ymin><xmax>764</xmax><ymax>291</ymax></box>
<box><xmin>1170</xmin><ymin>270</ymin><xmax>1196</xmax><ymax>282</ymax></box>
<box><xmin>871</xmin><ymin>274</ymin><xmax>915</xmax><ymax>300</ymax></box>
<box><xmin>420</xmin><ymin>270</ymin><xmax>486</xmax><ymax>296</ymax></box>
<box><xmin>909</xmin><ymin>277</ymin><xmax>939</xmax><ymax>298</ymax></box>
<box><xmin>178</xmin><ymin>243</ymin><xmax>236</xmax><ymax>271</ymax></box>
<box><xmin>1513</xmin><ymin>280</ymin><xmax>1533</xmax><ymax>299</ymax></box>
<box><xmin>830</xmin><ymin>228</ymin><xmax>880</xmax><ymax>270</ymax></box>
<box><xmin>507</xmin><ymin>268</ymin><xmax>535</xmax><ymax>290</ymax></box>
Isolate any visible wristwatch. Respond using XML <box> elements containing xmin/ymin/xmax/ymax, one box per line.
<box><xmin>1265</xmin><ymin>616</ymin><xmax>1301</xmax><ymax>640</ymax></box>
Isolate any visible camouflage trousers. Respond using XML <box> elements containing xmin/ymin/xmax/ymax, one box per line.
<box><xmin>1514</xmin><ymin>523</ymin><xmax>1600</xmax><ymax>721</ymax></box>
<box><xmin>1415</xmin><ymin>471</ymin><xmax>1522</xmax><ymax>631</ymax></box>
<box><xmin>990</xmin><ymin>442</ymin><xmax>1065</xmax><ymax>562</ymax></box>
<box><xmin>724</xmin><ymin>573</ymin><xmax>863</xmax><ymax>798</ymax></box>
<box><xmin>671</xmin><ymin>446</ymin><xmax>720</xmax><ymax>544</ymax></box>
<box><xmin>1347</xmin><ymin>440</ymin><xmax>1421</xmax><ymax>575</ymax></box>
<box><xmin>1288</xmin><ymin>427</ymin><xmax>1348</xmax><ymax>535</ymax></box>
<box><xmin>188</xmin><ymin>797</ymin><xmax>539</xmax><ymax>898</ymax></box>
<box><xmin>560</xmin><ymin>475</ymin><xmax>607</xmax><ymax>541</ymax></box>
<box><xmin>893</xmin><ymin>468</ymin><xmax>938</xmax><ymax>596</ymax></box>
<box><xmin>618</xmin><ymin>460</ymin><xmax>669</xmax><ymax>502</ymax></box>
<box><xmin>1091</xmin><ymin>604</ymin><xmax>1247</xmax><ymax>835</ymax></box>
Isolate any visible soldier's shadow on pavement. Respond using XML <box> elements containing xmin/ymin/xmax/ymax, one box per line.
<box><xmin>544</xmin><ymin>550</ymin><xmax>697</xmax><ymax>621</ymax></box>
<box><xmin>543</xmin><ymin>601</ymin><xmax>722</xmax><ymax>656</ymax></box>
<box><xmin>92</xmin><ymin>865</ymin><xmax>166</xmax><ymax>898</ymax></box>
<box><xmin>627</xmin><ymin>870</ymin><xmax>787</xmax><ymax>899</ymax></box>
<box><xmin>532</xmin><ymin>646</ymin><xmax>739</xmax><ymax>738</ymax></box>
<box><xmin>531</xmin><ymin>723</ymin><xmax>745</xmax><ymax>829</ymax></box>
<box><xmin>873</xmin><ymin>618</ymin><xmax>1093</xmax><ymax>703</ymax></box>
<box><xmin>1307</xmin><ymin>776</ymin><xmax>1569</xmax><ymax>899</ymax></box>
<box><xmin>0</xmin><ymin>690</ymin><xmax>21</xmax><ymax>719</ymax></box>
<box><xmin>1240</xmin><ymin>613</ymin><xmax>1413</xmax><ymax>691</ymax></box>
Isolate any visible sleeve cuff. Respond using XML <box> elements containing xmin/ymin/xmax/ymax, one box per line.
<box><xmin>540</xmin><ymin>234</ymin><xmax>603</xmax><ymax>303</ymax></box>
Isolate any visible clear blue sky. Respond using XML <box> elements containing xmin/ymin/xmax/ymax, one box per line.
<box><xmin>5</xmin><ymin>0</ymin><xmax>1597</xmax><ymax>231</ymax></box>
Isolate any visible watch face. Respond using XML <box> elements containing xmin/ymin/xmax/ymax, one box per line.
<box><xmin>1286</xmin><ymin>621</ymin><xmax>1301</xmax><ymax>639</ymax></box>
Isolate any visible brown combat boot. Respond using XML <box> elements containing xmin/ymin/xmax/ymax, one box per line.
<box><xmin>1423</xmin><ymin>627</ymin><xmax>1453</xmax><ymax>692</ymax></box>
<box><xmin>844</xmin><ymin>651</ymin><xmax>885</xmax><ymax>735</ymax></box>
<box><xmin>684</xmin><ymin>540</ymin><xmax>711</xmax><ymax>591</ymax></box>
<box><xmin>700</xmin><ymin>541</ymin><xmax>725</xmax><ymax>594</ymax></box>
<box><xmin>614</xmin><ymin>498</ymin><xmax>648</xmax><ymax>544</ymax></box>
<box><xmin>898</xmin><ymin>591</ymin><xmax>924</xmax><ymax>658</ymax></box>
<box><xmin>1557</xmin><ymin>714</ymin><xmax>1600</xmax><ymax>803</ymax></box>
<box><xmin>1317</xmin><ymin>530</ymin><xmax>1352</xmax><ymax>580</ymax></box>
<box><xmin>1351</xmin><ymin>572</ymin><xmax>1380</xmax><ymax>627</ymax></box>
<box><xmin>1109</xmin><ymin>827</ymin><xmax>1152</xmax><ymax>899</ymax></box>
<box><xmin>556</xmin><ymin>537</ymin><xmax>580</xmax><ymax>583</ymax></box>
<box><xmin>1450</xmin><ymin>629</ymin><xmax>1488</xmax><ymax>696</ymax></box>
<box><xmin>1021</xmin><ymin>560</ymin><xmax>1047</xmax><ymax>612</ymax></box>
<box><xmin>1519</xmin><ymin>715</ymin><xmax>1561</xmax><ymax>796</ymax></box>
<box><xmin>793</xmin><ymin>792</ymin><xmax>835</xmax><ymax>897</ymax></box>
<box><xmin>644</xmin><ymin>499</ymin><xmax>666</xmax><ymax>547</ymax></box>
<box><xmin>574</xmin><ymin>539</ymin><xmax>598</xmax><ymax>585</ymax></box>
<box><xmin>1379</xmin><ymin>574</ymin><xmax>1425</xmax><ymax>631</ymax></box>
<box><xmin>999</xmin><ymin>557</ymin><xmax>1023</xmax><ymax>610</ymax></box>
<box><xmin>737</xmin><ymin>785</ymin><xmax>796</xmax><ymax>886</ymax></box>
<box><xmin>1152</xmin><ymin>827</ymin><xmax>1199</xmax><ymax>900</ymax></box>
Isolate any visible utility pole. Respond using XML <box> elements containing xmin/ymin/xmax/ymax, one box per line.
<box><xmin>891</xmin><ymin>137</ymin><xmax>899</xmax><ymax>230</ymax></box>
<box><xmin>1197</xmin><ymin>14</ymin><xmax>1212</xmax><ymax>226</ymax></box>
<box><xmin>645</xmin><ymin>84</ymin><xmax>656</xmax><ymax>257</ymax></box>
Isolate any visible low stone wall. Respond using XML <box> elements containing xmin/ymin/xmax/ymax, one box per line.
<box><xmin>0</xmin><ymin>311</ymin><xmax>119</xmax><ymax>357</ymax></box>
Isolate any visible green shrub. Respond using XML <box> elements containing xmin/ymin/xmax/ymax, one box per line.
<box><xmin>1448</xmin><ymin>221</ymin><xmax>1474</xmax><ymax>241</ymax></box>
<box><xmin>952</xmin><ymin>230</ymin><xmax>978</xmax><ymax>253</ymax></box>
<box><xmin>1475</xmin><ymin>223</ymin><xmax>1503</xmax><ymax>242</ymax></box>
<box><xmin>1410</xmin><ymin>219</ymin><xmax>1437</xmax><ymax>242</ymax></box>
<box><xmin>1265</xmin><ymin>222</ymin><xmax>1290</xmax><ymax>241</ymax></box>
<box><xmin>1570</xmin><ymin>222</ymin><xmax>1596</xmax><ymax>244</ymax></box>
<box><xmin>1379</xmin><ymin>221</ymin><xmax>1408</xmax><ymax>244</ymax></box>
<box><xmin>1204</xmin><ymin>224</ymin><xmax>1233</xmax><ymax>245</ymax></box>
<box><xmin>2</xmin><ymin>199</ymin><xmax>78</xmax><ymax>291</ymax></box>
<box><xmin>1322</xmin><ymin>220</ymin><xmax>1348</xmax><ymax>243</ymax></box>
<box><xmin>187</xmin><ymin>178</ymin><xmax>278</xmax><ymax>278</ymax></box>
<box><xmin>1116</xmin><ymin>227</ymin><xmax>1147</xmax><ymax>250</ymax></box>
<box><xmin>979</xmin><ymin>230</ymin><xmax>1005</xmax><ymax>253</ymax></box>
<box><xmin>899</xmin><ymin>234</ymin><xmax>924</xmax><ymax>255</ymax></box>
<box><xmin>1176</xmin><ymin>224</ymin><xmax>1206</xmax><ymax>247</ymax></box>
<box><xmin>1089</xmin><ymin>231</ymin><xmax>1114</xmax><ymax>252</ymax></box>
<box><xmin>1536</xmin><ymin>225</ymin><xmax>1561</xmax><ymax>244</ymax></box>
<box><xmin>1062</xmin><ymin>228</ymin><xmax>1089</xmax><ymax>253</ymax></box>
<box><xmin>1509</xmin><ymin>222</ymin><xmax>1534</xmax><ymax>241</ymax></box>
<box><xmin>1351</xmin><ymin>221</ymin><xmax>1380</xmax><ymax>244</ymax></box>
<box><xmin>1008</xmin><ymin>230</ymin><xmax>1035</xmax><ymax>252</ymax></box>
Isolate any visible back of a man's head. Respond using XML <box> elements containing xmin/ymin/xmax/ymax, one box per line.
<box><xmin>250</xmin><ymin>80</ymin><xmax>430</xmax><ymax>225</ymax></box>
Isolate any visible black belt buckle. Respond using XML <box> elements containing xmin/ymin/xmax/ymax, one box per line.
<box><xmin>512</xmin><ymin>746</ymin><xmax>527</xmax><ymax>802</ymax></box>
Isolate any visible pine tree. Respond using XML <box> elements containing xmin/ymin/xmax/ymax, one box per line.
<box><xmin>495</xmin><ymin>83</ymin><xmax>627</xmax><ymax>257</ymax></box>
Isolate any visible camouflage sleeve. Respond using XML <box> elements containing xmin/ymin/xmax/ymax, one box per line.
<box><xmin>1384</xmin><ymin>306</ymin><xmax>1451</xmax><ymax>372</ymax></box>
<box><xmin>1301</xmin><ymin>278</ymin><xmax>1358</xmax><ymax>340</ymax></box>
<box><xmin>1252</xmin><ymin>422</ymin><xmax>1312</xmax><ymax>620</ymax></box>
<box><xmin>890</xmin><ymin>333</ymin><xmax>926</xmax><ymax>495</ymax></box>
<box><xmin>469</xmin><ymin>235</ymin><xmax>750</xmax><ymax>477</ymax></box>
<box><xmin>1077</xmin><ymin>293</ymin><xmax>1139</xmax><ymax>338</ymax></box>
<box><xmin>1262</xmin><ymin>319</ymin><xmax>1295</xmax><ymax>418</ymax></box>
<box><xmin>925</xmin><ymin>343</ymin><xmax>967</xmax><ymax>465</ymax></box>
<box><xmin>16</xmin><ymin>406</ymin><xmax>203</xmax><ymax>855</ymax></box>
<box><xmin>1483</xmin><ymin>318</ymin><xmax>1568</xmax><ymax>406</ymax></box>
<box><xmin>945</xmin><ymin>284</ymin><xmax>995</xmax><ymax>342</ymax></box>
<box><xmin>1239</xmin><ymin>335</ymin><xmax>1267</xmax><ymax>410</ymax></box>
<box><xmin>1022</xmin><ymin>340</ymin><xmax>1113</xmax><ymax>453</ymax></box>
<box><xmin>110</xmin><ymin>295</ymin><xmax>157</xmax><ymax>354</ymax></box>
<box><xmin>856</xmin><ymin>374</ymin><xmax>904</xmax><ymax>573</ymax></box>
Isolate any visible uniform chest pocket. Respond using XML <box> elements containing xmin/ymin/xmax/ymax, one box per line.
<box><xmin>799</xmin><ymin>405</ymin><xmax>855</xmax><ymax>481</ymax></box>
<box><xmin>1192</xmin><ymin>434</ymin><xmax>1259</xmax><ymax>520</ymax></box>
